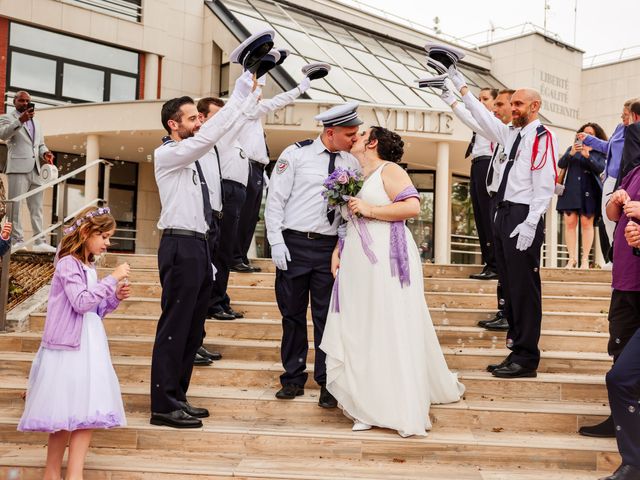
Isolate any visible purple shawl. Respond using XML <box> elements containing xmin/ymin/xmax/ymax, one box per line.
<box><xmin>331</xmin><ymin>185</ymin><xmax>420</xmax><ymax>312</ymax></box>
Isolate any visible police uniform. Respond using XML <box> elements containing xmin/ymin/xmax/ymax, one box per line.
<box><xmin>451</xmin><ymin>102</ymin><xmax>507</xmax><ymax>323</ymax></box>
<box><xmin>150</xmin><ymin>82</ymin><xmax>260</xmax><ymax>420</ymax></box>
<box><xmin>265</xmin><ymin>104</ymin><xmax>361</xmax><ymax>390</ymax></box>
<box><xmin>233</xmin><ymin>83</ymin><xmax>306</xmax><ymax>269</ymax></box>
<box><xmin>462</xmin><ymin>90</ymin><xmax>557</xmax><ymax>376</ymax></box>
<box><xmin>209</xmin><ymin>134</ymin><xmax>250</xmax><ymax>316</ymax></box>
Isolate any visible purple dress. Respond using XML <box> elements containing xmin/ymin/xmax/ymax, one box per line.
<box><xmin>18</xmin><ymin>265</ymin><xmax>126</xmax><ymax>432</ymax></box>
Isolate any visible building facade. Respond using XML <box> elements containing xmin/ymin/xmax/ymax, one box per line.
<box><xmin>0</xmin><ymin>0</ymin><xmax>636</xmax><ymax>265</ymax></box>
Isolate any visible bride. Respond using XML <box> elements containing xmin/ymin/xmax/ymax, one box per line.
<box><xmin>320</xmin><ymin>126</ymin><xmax>464</xmax><ymax>437</ymax></box>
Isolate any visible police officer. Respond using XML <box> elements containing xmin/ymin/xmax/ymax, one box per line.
<box><xmin>150</xmin><ymin>69</ymin><xmax>259</xmax><ymax>428</ymax></box>
<box><xmin>439</xmin><ymin>86</ymin><xmax>515</xmax><ymax>332</ymax></box>
<box><xmin>265</xmin><ymin>102</ymin><xmax>361</xmax><ymax>407</ymax></box>
<box><xmin>449</xmin><ymin>63</ymin><xmax>557</xmax><ymax>379</ymax></box>
<box><xmin>232</xmin><ymin>73</ymin><xmax>312</xmax><ymax>273</ymax></box>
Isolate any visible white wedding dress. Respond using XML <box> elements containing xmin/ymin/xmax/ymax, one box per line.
<box><xmin>320</xmin><ymin>164</ymin><xmax>465</xmax><ymax>437</ymax></box>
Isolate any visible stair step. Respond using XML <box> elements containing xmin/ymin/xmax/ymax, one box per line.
<box><xmin>0</xmin><ymin>444</ymin><xmax>614</xmax><ymax>479</ymax></box>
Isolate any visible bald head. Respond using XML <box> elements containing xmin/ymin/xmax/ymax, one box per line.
<box><xmin>13</xmin><ymin>90</ymin><xmax>32</xmax><ymax>113</ymax></box>
<box><xmin>511</xmin><ymin>88</ymin><xmax>541</xmax><ymax>128</ymax></box>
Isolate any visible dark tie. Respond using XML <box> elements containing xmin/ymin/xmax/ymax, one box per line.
<box><xmin>326</xmin><ymin>151</ymin><xmax>337</xmax><ymax>225</ymax></box>
<box><xmin>194</xmin><ymin>160</ymin><xmax>213</xmax><ymax>229</ymax></box>
<box><xmin>496</xmin><ymin>133</ymin><xmax>523</xmax><ymax>203</ymax></box>
<box><xmin>464</xmin><ymin>132</ymin><xmax>476</xmax><ymax>158</ymax></box>
<box><xmin>486</xmin><ymin>145</ymin><xmax>499</xmax><ymax>189</ymax></box>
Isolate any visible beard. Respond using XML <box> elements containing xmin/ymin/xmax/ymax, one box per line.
<box><xmin>512</xmin><ymin>111</ymin><xmax>529</xmax><ymax>128</ymax></box>
<box><xmin>176</xmin><ymin>125</ymin><xmax>195</xmax><ymax>140</ymax></box>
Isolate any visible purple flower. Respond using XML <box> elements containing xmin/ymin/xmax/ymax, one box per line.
<box><xmin>337</xmin><ymin>172</ymin><xmax>349</xmax><ymax>184</ymax></box>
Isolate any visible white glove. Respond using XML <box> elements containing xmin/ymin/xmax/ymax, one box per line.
<box><xmin>298</xmin><ymin>76</ymin><xmax>311</xmax><ymax>94</ymax></box>
<box><xmin>509</xmin><ymin>221</ymin><xmax>537</xmax><ymax>251</ymax></box>
<box><xmin>439</xmin><ymin>87</ymin><xmax>456</xmax><ymax>106</ymax></box>
<box><xmin>447</xmin><ymin>65</ymin><xmax>467</xmax><ymax>91</ymax></box>
<box><xmin>233</xmin><ymin>70</ymin><xmax>254</xmax><ymax>99</ymax></box>
<box><xmin>271</xmin><ymin>243</ymin><xmax>291</xmax><ymax>270</ymax></box>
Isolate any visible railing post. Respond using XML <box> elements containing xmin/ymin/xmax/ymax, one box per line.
<box><xmin>103</xmin><ymin>162</ymin><xmax>111</xmax><ymax>204</ymax></box>
<box><xmin>55</xmin><ymin>180</ymin><xmax>67</xmax><ymax>245</ymax></box>
<box><xmin>0</xmin><ymin>202</ymin><xmax>14</xmax><ymax>332</ymax></box>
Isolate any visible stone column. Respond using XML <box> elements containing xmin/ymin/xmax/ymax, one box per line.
<box><xmin>144</xmin><ymin>53</ymin><xmax>160</xmax><ymax>100</ymax></box>
<box><xmin>434</xmin><ymin>142</ymin><xmax>451</xmax><ymax>264</ymax></box>
<box><xmin>85</xmin><ymin>135</ymin><xmax>100</xmax><ymax>203</ymax></box>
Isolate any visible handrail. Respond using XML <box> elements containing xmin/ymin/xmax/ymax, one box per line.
<box><xmin>0</xmin><ymin>158</ymin><xmax>113</xmax><ymax>331</ymax></box>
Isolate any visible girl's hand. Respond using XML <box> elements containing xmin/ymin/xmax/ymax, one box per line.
<box><xmin>0</xmin><ymin>222</ymin><xmax>12</xmax><ymax>241</ymax></box>
<box><xmin>112</xmin><ymin>262</ymin><xmax>130</xmax><ymax>281</ymax></box>
<box><xmin>116</xmin><ymin>281</ymin><xmax>131</xmax><ymax>301</ymax></box>
<box><xmin>331</xmin><ymin>248</ymin><xmax>340</xmax><ymax>278</ymax></box>
<box><xmin>348</xmin><ymin>197</ymin><xmax>373</xmax><ymax>218</ymax></box>
<box><xmin>611</xmin><ymin>189</ymin><xmax>631</xmax><ymax>207</ymax></box>
<box><xmin>623</xmin><ymin>200</ymin><xmax>640</xmax><ymax>219</ymax></box>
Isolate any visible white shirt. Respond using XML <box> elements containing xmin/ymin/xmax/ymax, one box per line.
<box><xmin>452</xmin><ymin>103</ymin><xmax>494</xmax><ymax>158</ymax></box>
<box><xmin>154</xmin><ymin>91</ymin><xmax>258</xmax><ymax>233</ymax></box>
<box><xmin>198</xmin><ymin>148</ymin><xmax>223</xmax><ymax>212</ymax></box>
<box><xmin>218</xmin><ymin>135</ymin><xmax>249</xmax><ymax>186</ymax></box>
<box><xmin>265</xmin><ymin>136</ymin><xmax>361</xmax><ymax>245</ymax></box>
<box><xmin>462</xmin><ymin>91</ymin><xmax>557</xmax><ymax>226</ymax></box>
<box><xmin>241</xmin><ymin>86</ymin><xmax>303</xmax><ymax>164</ymax></box>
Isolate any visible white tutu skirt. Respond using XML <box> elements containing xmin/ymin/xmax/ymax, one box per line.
<box><xmin>18</xmin><ymin>311</ymin><xmax>126</xmax><ymax>433</ymax></box>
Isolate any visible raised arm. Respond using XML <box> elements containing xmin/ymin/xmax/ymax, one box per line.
<box><xmin>461</xmin><ymin>90</ymin><xmax>511</xmax><ymax>146</ymax></box>
<box><xmin>248</xmin><ymin>79</ymin><xmax>309</xmax><ymax>120</ymax></box>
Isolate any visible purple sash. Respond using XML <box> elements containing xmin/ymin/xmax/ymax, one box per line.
<box><xmin>390</xmin><ymin>186</ymin><xmax>420</xmax><ymax>288</ymax></box>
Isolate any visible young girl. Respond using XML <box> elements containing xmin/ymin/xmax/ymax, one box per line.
<box><xmin>18</xmin><ymin>205</ymin><xmax>130</xmax><ymax>480</ymax></box>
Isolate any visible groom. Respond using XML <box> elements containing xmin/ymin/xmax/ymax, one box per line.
<box><xmin>264</xmin><ymin>102</ymin><xmax>361</xmax><ymax>407</ymax></box>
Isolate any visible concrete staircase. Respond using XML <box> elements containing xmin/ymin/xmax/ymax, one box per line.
<box><xmin>0</xmin><ymin>254</ymin><xmax>619</xmax><ymax>479</ymax></box>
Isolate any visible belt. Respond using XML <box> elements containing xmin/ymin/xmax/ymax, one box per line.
<box><xmin>283</xmin><ymin>229</ymin><xmax>338</xmax><ymax>240</ymax></box>
<box><xmin>212</xmin><ymin>210</ymin><xmax>223</xmax><ymax>219</ymax></box>
<box><xmin>162</xmin><ymin>228</ymin><xmax>208</xmax><ymax>240</ymax></box>
<box><xmin>471</xmin><ymin>155</ymin><xmax>492</xmax><ymax>164</ymax></box>
<box><xmin>250</xmin><ymin>159</ymin><xmax>266</xmax><ymax>167</ymax></box>
<box><xmin>496</xmin><ymin>200</ymin><xmax>528</xmax><ymax>209</ymax></box>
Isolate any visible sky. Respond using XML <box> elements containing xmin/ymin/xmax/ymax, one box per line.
<box><xmin>353</xmin><ymin>0</ymin><xmax>638</xmax><ymax>61</ymax></box>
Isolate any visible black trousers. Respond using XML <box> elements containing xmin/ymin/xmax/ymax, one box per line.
<box><xmin>607</xmin><ymin>325</ymin><xmax>640</xmax><ymax>469</ymax></box>
<box><xmin>210</xmin><ymin>180</ymin><xmax>247</xmax><ymax>313</ymax></box>
<box><xmin>275</xmin><ymin>230</ymin><xmax>337</xmax><ymax>387</ymax></box>
<box><xmin>608</xmin><ymin>290</ymin><xmax>640</xmax><ymax>360</ymax></box>
<box><xmin>470</xmin><ymin>156</ymin><xmax>496</xmax><ymax>271</ymax></box>
<box><xmin>233</xmin><ymin>161</ymin><xmax>265</xmax><ymax>265</ymax></box>
<box><xmin>202</xmin><ymin>215</ymin><xmax>222</xmax><ymax>343</ymax></box>
<box><xmin>489</xmin><ymin>194</ymin><xmax>505</xmax><ymax>313</ymax></box>
<box><xmin>493</xmin><ymin>203</ymin><xmax>545</xmax><ymax>369</ymax></box>
<box><xmin>151</xmin><ymin>234</ymin><xmax>212</xmax><ymax>413</ymax></box>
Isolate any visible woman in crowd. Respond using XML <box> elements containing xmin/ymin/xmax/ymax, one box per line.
<box><xmin>557</xmin><ymin>123</ymin><xmax>607</xmax><ymax>269</ymax></box>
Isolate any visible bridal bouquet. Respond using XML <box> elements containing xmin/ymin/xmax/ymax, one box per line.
<box><xmin>321</xmin><ymin>167</ymin><xmax>363</xmax><ymax>211</ymax></box>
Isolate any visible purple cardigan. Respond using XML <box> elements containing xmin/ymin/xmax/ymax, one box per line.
<box><xmin>41</xmin><ymin>255</ymin><xmax>120</xmax><ymax>351</ymax></box>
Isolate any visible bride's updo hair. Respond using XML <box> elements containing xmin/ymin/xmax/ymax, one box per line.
<box><xmin>366</xmin><ymin>126</ymin><xmax>404</xmax><ymax>163</ymax></box>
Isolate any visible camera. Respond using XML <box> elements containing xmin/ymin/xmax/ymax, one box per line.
<box><xmin>27</xmin><ymin>102</ymin><xmax>35</xmax><ymax>111</ymax></box>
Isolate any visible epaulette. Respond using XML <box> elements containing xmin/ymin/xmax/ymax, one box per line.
<box><xmin>161</xmin><ymin>135</ymin><xmax>175</xmax><ymax>146</ymax></box>
<box><xmin>535</xmin><ymin>124</ymin><xmax>548</xmax><ymax>137</ymax></box>
<box><xmin>294</xmin><ymin>139</ymin><xmax>314</xmax><ymax>148</ymax></box>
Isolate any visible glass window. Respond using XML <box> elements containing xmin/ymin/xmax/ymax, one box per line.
<box><xmin>306</xmin><ymin>89</ymin><xmax>344</xmax><ymax>102</ymax></box>
<box><xmin>381</xmin><ymin>80</ymin><xmax>423</xmax><ymax>106</ymax></box>
<box><xmin>349</xmin><ymin>31</ymin><xmax>394</xmax><ymax>58</ymax></box>
<box><xmin>324</xmin><ymin>67</ymin><xmax>373</xmax><ymax>102</ymax></box>
<box><xmin>286</xmin><ymin>11</ymin><xmax>332</xmax><ymax>38</ymax></box>
<box><xmin>220</xmin><ymin>63</ymin><xmax>230</xmax><ymax>96</ymax></box>
<box><xmin>345</xmin><ymin>48</ymin><xmax>396</xmax><ymax>81</ymax></box>
<box><xmin>10</xmin><ymin>23</ymin><xmax>138</xmax><ymax>73</ymax></box>
<box><xmin>278</xmin><ymin>54</ymin><xmax>337</xmax><ymax>93</ymax></box>
<box><xmin>62</xmin><ymin>64</ymin><xmax>104</xmax><ymax>102</ymax></box>
<box><xmin>379</xmin><ymin>58</ymin><xmax>418</xmax><ymax>84</ymax></box>
<box><xmin>275</xmin><ymin>26</ymin><xmax>327</xmax><ymax>61</ymax></box>
<box><xmin>9</xmin><ymin>52</ymin><xmax>57</xmax><ymax>94</ymax></box>
<box><xmin>248</xmin><ymin>0</ymin><xmax>292</xmax><ymax>25</ymax></box>
<box><xmin>348</xmin><ymin>71</ymin><xmax>400</xmax><ymax>105</ymax></box>
<box><xmin>109</xmin><ymin>74</ymin><xmax>137</xmax><ymax>101</ymax></box>
<box><xmin>382</xmin><ymin>43</ymin><xmax>424</xmax><ymax>69</ymax></box>
<box><xmin>223</xmin><ymin>0</ymin><xmax>262</xmax><ymax>18</ymax></box>
<box><xmin>231</xmin><ymin>13</ymin><xmax>275</xmax><ymax>40</ymax></box>
<box><xmin>312</xmin><ymin>37</ymin><xmax>366</xmax><ymax>72</ymax></box>
<box><xmin>317</xmin><ymin>20</ymin><xmax>365</xmax><ymax>50</ymax></box>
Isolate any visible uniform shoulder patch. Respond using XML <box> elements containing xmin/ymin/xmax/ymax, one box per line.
<box><xmin>294</xmin><ymin>139</ymin><xmax>314</xmax><ymax>148</ymax></box>
<box><xmin>535</xmin><ymin>124</ymin><xmax>548</xmax><ymax>137</ymax></box>
<box><xmin>275</xmin><ymin>158</ymin><xmax>289</xmax><ymax>174</ymax></box>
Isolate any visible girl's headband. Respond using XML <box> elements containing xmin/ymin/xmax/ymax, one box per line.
<box><xmin>63</xmin><ymin>207</ymin><xmax>111</xmax><ymax>235</ymax></box>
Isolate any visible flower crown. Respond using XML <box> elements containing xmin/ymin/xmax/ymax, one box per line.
<box><xmin>63</xmin><ymin>207</ymin><xmax>111</xmax><ymax>235</ymax></box>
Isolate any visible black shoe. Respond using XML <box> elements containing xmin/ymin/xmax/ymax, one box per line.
<box><xmin>230</xmin><ymin>263</ymin><xmax>254</xmax><ymax>273</ymax></box>
<box><xmin>210</xmin><ymin>311</ymin><xmax>235</xmax><ymax>320</ymax></box>
<box><xmin>198</xmin><ymin>346</ymin><xmax>222</xmax><ymax>361</ymax></box>
<box><xmin>275</xmin><ymin>384</ymin><xmax>304</xmax><ymax>399</ymax></box>
<box><xmin>247</xmin><ymin>263</ymin><xmax>261</xmax><ymax>272</ymax></box>
<box><xmin>478</xmin><ymin>311</ymin><xmax>504</xmax><ymax>328</ymax></box>
<box><xmin>492</xmin><ymin>362</ymin><xmax>537</xmax><ymax>378</ymax></box>
<box><xmin>599</xmin><ymin>464</ymin><xmax>640</xmax><ymax>480</ymax></box>
<box><xmin>177</xmin><ymin>400</ymin><xmax>209</xmax><ymax>418</ymax></box>
<box><xmin>470</xmin><ymin>269</ymin><xmax>499</xmax><ymax>280</ymax></box>
<box><xmin>150</xmin><ymin>409</ymin><xmax>203</xmax><ymax>428</ymax></box>
<box><xmin>579</xmin><ymin>415</ymin><xmax>615</xmax><ymax>438</ymax></box>
<box><xmin>486</xmin><ymin>356</ymin><xmax>510</xmax><ymax>373</ymax></box>
<box><xmin>193</xmin><ymin>352</ymin><xmax>213</xmax><ymax>366</ymax></box>
<box><xmin>318</xmin><ymin>385</ymin><xmax>338</xmax><ymax>408</ymax></box>
<box><xmin>224</xmin><ymin>307</ymin><xmax>244</xmax><ymax>319</ymax></box>
<box><xmin>483</xmin><ymin>316</ymin><xmax>509</xmax><ymax>331</ymax></box>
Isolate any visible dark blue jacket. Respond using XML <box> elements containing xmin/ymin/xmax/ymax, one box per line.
<box><xmin>0</xmin><ymin>238</ymin><xmax>9</xmax><ymax>257</ymax></box>
<box><xmin>556</xmin><ymin>147</ymin><xmax>606</xmax><ymax>217</ymax></box>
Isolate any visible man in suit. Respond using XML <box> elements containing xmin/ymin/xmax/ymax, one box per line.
<box><xmin>0</xmin><ymin>90</ymin><xmax>56</xmax><ymax>252</ymax></box>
